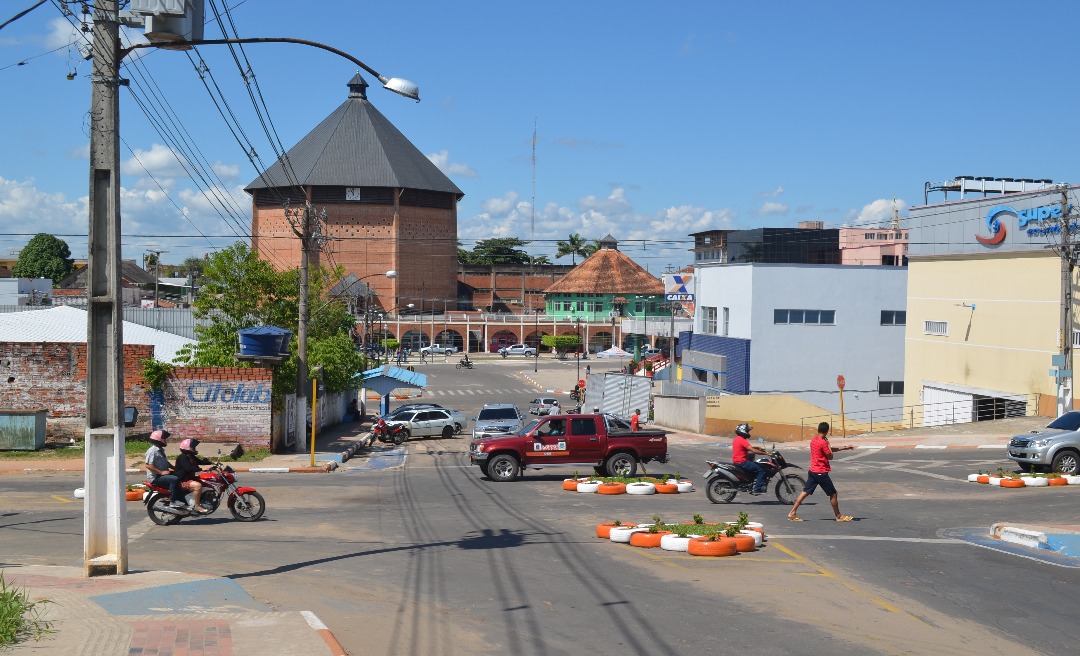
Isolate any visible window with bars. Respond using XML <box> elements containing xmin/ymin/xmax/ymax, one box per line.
<box><xmin>924</xmin><ymin>320</ymin><xmax>948</xmax><ymax>336</ymax></box>
<box><xmin>722</xmin><ymin>307</ymin><xmax>730</xmax><ymax>336</ymax></box>
<box><xmin>702</xmin><ymin>306</ymin><xmax>718</xmax><ymax>334</ymax></box>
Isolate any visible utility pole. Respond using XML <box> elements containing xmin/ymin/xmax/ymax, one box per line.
<box><xmin>1058</xmin><ymin>187</ymin><xmax>1076</xmax><ymax>416</ymax></box>
<box><xmin>84</xmin><ymin>0</ymin><xmax>126</xmax><ymax>576</ymax></box>
<box><xmin>145</xmin><ymin>248</ymin><xmax>166</xmax><ymax>307</ymax></box>
<box><xmin>287</xmin><ymin>201</ymin><xmax>325</xmax><ymax>453</ymax></box>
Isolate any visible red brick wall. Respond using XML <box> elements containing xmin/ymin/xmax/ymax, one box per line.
<box><xmin>0</xmin><ymin>342</ymin><xmax>153</xmax><ymax>440</ymax></box>
<box><xmin>161</xmin><ymin>367</ymin><xmax>272</xmax><ymax>447</ymax></box>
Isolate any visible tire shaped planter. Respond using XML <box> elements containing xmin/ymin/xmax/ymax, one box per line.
<box><xmin>597</xmin><ymin>482</ymin><xmax>627</xmax><ymax>495</ymax></box>
<box><xmin>596</xmin><ymin>522</ymin><xmax>636</xmax><ymax>539</ymax></box>
<box><xmin>1048</xmin><ymin>477</ymin><xmax>1069</xmax><ymax>486</ymax></box>
<box><xmin>1065</xmin><ymin>475</ymin><xmax>1080</xmax><ymax>485</ymax></box>
<box><xmin>976</xmin><ymin>475</ymin><xmax>990</xmax><ymax>484</ymax></box>
<box><xmin>988</xmin><ymin>476</ymin><xmax>1004</xmax><ymax>487</ymax></box>
<box><xmin>659</xmin><ymin>534</ymin><xmax>703</xmax><ymax>552</ymax></box>
<box><xmin>626</xmin><ymin>482</ymin><xmax>657</xmax><ymax>495</ymax></box>
<box><xmin>744</xmin><ymin>521</ymin><xmax>765</xmax><ymax>539</ymax></box>
<box><xmin>577</xmin><ymin>481</ymin><xmax>603</xmax><ymax>493</ymax></box>
<box><xmin>125</xmin><ymin>490</ymin><xmax>143</xmax><ymax>502</ymax></box>
<box><xmin>1022</xmin><ymin>477</ymin><xmax>1049</xmax><ymax>487</ymax></box>
<box><xmin>739</xmin><ymin>529</ymin><xmax>763</xmax><ymax>548</ymax></box>
<box><xmin>999</xmin><ymin>478</ymin><xmax>1025</xmax><ymax>488</ymax></box>
<box><xmin>609</xmin><ymin>525</ymin><xmax>650</xmax><ymax>543</ymax></box>
<box><xmin>687</xmin><ymin>536</ymin><xmax>739</xmax><ymax>557</ymax></box>
<box><xmin>673</xmin><ymin>481</ymin><xmax>694</xmax><ymax>493</ymax></box>
<box><xmin>654</xmin><ymin>483</ymin><xmax>680</xmax><ymax>494</ymax></box>
<box><xmin>730</xmin><ymin>533</ymin><xmax>757</xmax><ymax>552</ymax></box>
<box><xmin>564</xmin><ymin>478</ymin><xmax>586</xmax><ymax>491</ymax></box>
<box><xmin>967</xmin><ymin>474</ymin><xmax>981</xmax><ymax>483</ymax></box>
<box><xmin>629</xmin><ymin>530</ymin><xmax>673</xmax><ymax>548</ymax></box>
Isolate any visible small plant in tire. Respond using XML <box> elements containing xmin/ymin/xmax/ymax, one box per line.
<box><xmin>469</xmin><ymin>412</ymin><xmax>670</xmax><ymax>482</ymax></box>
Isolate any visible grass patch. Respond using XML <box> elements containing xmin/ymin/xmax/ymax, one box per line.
<box><xmin>0</xmin><ymin>571</ymin><xmax>53</xmax><ymax>646</ymax></box>
<box><xmin>220</xmin><ymin>447</ymin><xmax>272</xmax><ymax>462</ymax></box>
<box><xmin>0</xmin><ymin>439</ymin><xmax>154</xmax><ymax>461</ymax></box>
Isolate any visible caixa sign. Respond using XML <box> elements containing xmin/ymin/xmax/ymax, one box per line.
<box><xmin>975</xmin><ymin>203</ymin><xmax>1072</xmax><ymax>245</ymax></box>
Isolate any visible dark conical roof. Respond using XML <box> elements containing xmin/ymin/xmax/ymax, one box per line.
<box><xmin>245</xmin><ymin>74</ymin><xmax>463</xmax><ymax>197</ymax></box>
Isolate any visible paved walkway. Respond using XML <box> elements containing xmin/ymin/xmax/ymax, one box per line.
<box><xmin>2</xmin><ymin>565</ymin><xmax>344</xmax><ymax>655</ymax></box>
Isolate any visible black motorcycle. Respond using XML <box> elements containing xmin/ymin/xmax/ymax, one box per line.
<box><xmin>456</xmin><ymin>357</ymin><xmax>474</xmax><ymax>369</ymax></box>
<box><xmin>703</xmin><ymin>451</ymin><xmax>805</xmax><ymax>505</ymax></box>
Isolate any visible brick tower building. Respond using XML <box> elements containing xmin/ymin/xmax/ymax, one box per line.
<box><xmin>245</xmin><ymin>74</ymin><xmax>463</xmax><ymax>315</ymax></box>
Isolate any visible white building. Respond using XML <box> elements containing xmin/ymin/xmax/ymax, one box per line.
<box><xmin>683</xmin><ymin>263</ymin><xmax>908</xmax><ymax>416</ymax></box>
<box><xmin>0</xmin><ymin>278</ymin><xmax>52</xmax><ymax>305</ymax></box>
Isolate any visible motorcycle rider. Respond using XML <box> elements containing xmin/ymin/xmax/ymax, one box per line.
<box><xmin>175</xmin><ymin>438</ymin><xmax>213</xmax><ymax>513</ymax></box>
<box><xmin>732</xmin><ymin>423</ymin><xmax>768</xmax><ymax>495</ymax></box>
<box><xmin>144</xmin><ymin>430</ymin><xmax>184</xmax><ymax>508</ymax></box>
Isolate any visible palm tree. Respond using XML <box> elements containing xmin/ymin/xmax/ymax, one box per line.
<box><xmin>583</xmin><ymin>239</ymin><xmax>602</xmax><ymax>257</ymax></box>
<box><xmin>556</xmin><ymin>233</ymin><xmax>589</xmax><ymax>265</ymax></box>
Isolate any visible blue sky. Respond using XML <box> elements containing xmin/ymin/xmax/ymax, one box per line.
<box><xmin>1</xmin><ymin>1</ymin><xmax>1077</xmax><ymax>273</ymax></box>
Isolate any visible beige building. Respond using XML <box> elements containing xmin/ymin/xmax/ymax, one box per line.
<box><xmin>904</xmin><ymin>182</ymin><xmax>1075</xmax><ymax>424</ymax></box>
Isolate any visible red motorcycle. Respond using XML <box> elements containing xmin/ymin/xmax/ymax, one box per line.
<box><xmin>144</xmin><ymin>462</ymin><xmax>265</xmax><ymax>525</ymax></box>
<box><xmin>372</xmin><ymin>418</ymin><xmax>408</xmax><ymax>445</ymax></box>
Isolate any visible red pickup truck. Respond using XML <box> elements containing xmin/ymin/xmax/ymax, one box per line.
<box><xmin>469</xmin><ymin>413</ymin><xmax>669</xmax><ymax>482</ymax></box>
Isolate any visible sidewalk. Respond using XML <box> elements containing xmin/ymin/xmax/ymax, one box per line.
<box><xmin>2</xmin><ymin>564</ymin><xmax>344</xmax><ymax>655</ymax></box>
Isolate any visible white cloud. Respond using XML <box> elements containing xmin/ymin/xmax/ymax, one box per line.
<box><xmin>760</xmin><ymin>185</ymin><xmax>785</xmax><ymax>198</ymax></box>
<box><xmin>121</xmin><ymin>143</ymin><xmax>190</xmax><ymax>178</ymax></box>
<box><xmin>211</xmin><ymin>162</ymin><xmax>240</xmax><ymax>179</ymax></box>
<box><xmin>754</xmin><ymin>201</ymin><xmax>789</xmax><ymax>216</ymax></box>
<box><xmin>846</xmin><ymin>198</ymin><xmax>907</xmax><ymax>227</ymax></box>
<box><xmin>481</xmin><ymin>191</ymin><xmax>519</xmax><ymax>216</ymax></box>
<box><xmin>427</xmin><ymin>150</ymin><xmax>476</xmax><ymax>178</ymax></box>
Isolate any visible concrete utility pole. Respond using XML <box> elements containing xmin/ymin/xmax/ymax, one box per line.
<box><xmin>287</xmin><ymin>202</ymin><xmax>325</xmax><ymax>454</ymax></box>
<box><xmin>84</xmin><ymin>0</ymin><xmax>127</xmax><ymax>577</ymax></box>
<box><xmin>145</xmin><ymin>248</ymin><xmax>166</xmax><ymax>307</ymax></box>
<box><xmin>1058</xmin><ymin>187</ymin><xmax>1076</xmax><ymax>416</ymax></box>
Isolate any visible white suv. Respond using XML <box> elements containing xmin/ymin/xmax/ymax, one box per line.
<box><xmin>385</xmin><ymin>408</ymin><xmax>459</xmax><ymax>440</ymax></box>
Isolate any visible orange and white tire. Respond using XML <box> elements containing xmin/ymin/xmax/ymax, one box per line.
<box><xmin>597</xmin><ymin>482</ymin><xmax>627</xmax><ymax>495</ymax></box>
<box><xmin>654</xmin><ymin>483</ymin><xmax>679</xmax><ymax>494</ymax></box>
<box><xmin>609</xmin><ymin>526</ymin><xmax>648</xmax><ymax>543</ymax></box>
<box><xmin>1065</xmin><ymin>475</ymin><xmax>1080</xmax><ymax>485</ymax></box>
<box><xmin>596</xmin><ymin>522</ymin><xmax>635</xmax><ymax>539</ymax></box>
<box><xmin>988</xmin><ymin>477</ymin><xmax>1003</xmax><ymax>486</ymax></box>
<box><xmin>629</xmin><ymin>531</ymin><xmax>672</xmax><ymax>548</ymax></box>
<box><xmin>576</xmin><ymin>481</ymin><xmax>602</xmax><ymax>493</ymax></box>
<box><xmin>1048</xmin><ymin>477</ymin><xmax>1069</xmax><ymax>486</ymax></box>
<box><xmin>999</xmin><ymin>478</ymin><xmax>1025</xmax><ymax>488</ymax></box>
<box><xmin>1022</xmin><ymin>477</ymin><xmax>1048</xmax><ymax>487</ymax></box>
<box><xmin>674</xmin><ymin>481</ymin><xmax>694</xmax><ymax>493</ymax></box>
<box><xmin>967</xmin><ymin>474</ymin><xmax>981</xmax><ymax>482</ymax></box>
<box><xmin>660</xmin><ymin>534</ymin><xmax>702</xmax><ymax>552</ymax></box>
<box><xmin>739</xmin><ymin>529</ymin><xmax>763</xmax><ymax>548</ymax></box>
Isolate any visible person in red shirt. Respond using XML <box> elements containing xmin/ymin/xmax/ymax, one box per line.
<box><xmin>731</xmin><ymin>423</ymin><xmax>769</xmax><ymax>494</ymax></box>
<box><xmin>788</xmin><ymin>422</ymin><xmax>856</xmax><ymax>522</ymax></box>
<box><xmin>630</xmin><ymin>409</ymin><xmax>641</xmax><ymax>431</ymax></box>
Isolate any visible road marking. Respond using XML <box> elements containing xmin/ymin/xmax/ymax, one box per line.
<box><xmin>772</xmin><ymin>542</ymin><xmax>928</xmax><ymax>623</ymax></box>
<box><xmin>769</xmin><ymin>535</ymin><xmax>962</xmax><ymax>544</ymax></box>
<box><xmin>914</xmin><ymin>445</ymin><xmax>948</xmax><ymax>449</ymax></box>
<box><xmin>977</xmin><ymin>444</ymin><xmax>1005</xmax><ymax>449</ymax></box>
<box><xmin>51</xmin><ymin>495</ymin><xmax>73</xmax><ymax>503</ymax></box>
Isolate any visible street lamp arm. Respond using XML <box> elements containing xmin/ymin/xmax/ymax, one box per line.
<box><xmin>120</xmin><ymin>37</ymin><xmax>420</xmax><ymax>100</ymax></box>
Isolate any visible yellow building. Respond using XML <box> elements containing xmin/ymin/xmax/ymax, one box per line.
<box><xmin>904</xmin><ymin>181</ymin><xmax>1077</xmax><ymax>424</ymax></box>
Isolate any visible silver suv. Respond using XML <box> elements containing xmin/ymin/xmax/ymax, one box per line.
<box><xmin>473</xmin><ymin>403</ymin><xmax>525</xmax><ymax>438</ymax></box>
<box><xmin>1007</xmin><ymin>411</ymin><xmax>1080</xmax><ymax>474</ymax></box>
<box><xmin>385</xmin><ymin>408</ymin><xmax>459</xmax><ymax>440</ymax></box>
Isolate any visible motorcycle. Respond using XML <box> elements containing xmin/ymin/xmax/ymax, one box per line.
<box><xmin>703</xmin><ymin>451</ymin><xmax>805</xmax><ymax>505</ymax></box>
<box><xmin>145</xmin><ymin>462</ymin><xmax>265</xmax><ymax>525</ymax></box>
<box><xmin>372</xmin><ymin>419</ymin><xmax>408</xmax><ymax>445</ymax></box>
<box><xmin>456</xmin><ymin>357</ymin><xmax>474</xmax><ymax>369</ymax></box>
<box><xmin>569</xmin><ymin>388</ymin><xmax>581</xmax><ymax>402</ymax></box>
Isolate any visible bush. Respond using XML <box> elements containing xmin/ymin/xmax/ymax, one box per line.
<box><xmin>0</xmin><ymin>572</ymin><xmax>53</xmax><ymax>646</ymax></box>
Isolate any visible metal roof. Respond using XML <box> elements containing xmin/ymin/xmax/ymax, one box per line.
<box><xmin>352</xmin><ymin>364</ymin><xmax>427</xmax><ymax>396</ymax></box>
<box><xmin>0</xmin><ymin>306</ymin><xmax>194</xmax><ymax>362</ymax></box>
<box><xmin>245</xmin><ymin>74</ymin><xmax>462</xmax><ymax>197</ymax></box>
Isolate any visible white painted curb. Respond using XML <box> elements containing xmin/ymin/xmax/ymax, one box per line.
<box><xmin>248</xmin><ymin>467</ymin><xmax>291</xmax><ymax>473</ymax></box>
<box><xmin>992</xmin><ymin>523</ymin><xmax>1047</xmax><ymax>549</ymax></box>
<box><xmin>915</xmin><ymin>445</ymin><xmax>948</xmax><ymax>449</ymax></box>
<box><xmin>857</xmin><ymin>445</ymin><xmax>886</xmax><ymax>449</ymax></box>
<box><xmin>977</xmin><ymin>444</ymin><xmax>1004</xmax><ymax>449</ymax></box>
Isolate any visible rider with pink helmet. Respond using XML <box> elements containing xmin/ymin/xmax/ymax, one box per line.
<box><xmin>175</xmin><ymin>438</ymin><xmax>213</xmax><ymax>513</ymax></box>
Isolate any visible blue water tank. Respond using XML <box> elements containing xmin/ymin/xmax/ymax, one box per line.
<box><xmin>238</xmin><ymin>326</ymin><xmax>292</xmax><ymax>357</ymax></box>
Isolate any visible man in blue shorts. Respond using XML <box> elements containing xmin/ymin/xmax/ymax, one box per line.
<box><xmin>788</xmin><ymin>421</ymin><xmax>857</xmax><ymax>522</ymax></box>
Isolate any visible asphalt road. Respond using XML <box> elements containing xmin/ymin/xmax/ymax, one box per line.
<box><xmin>3</xmin><ymin>359</ymin><xmax>1077</xmax><ymax>655</ymax></box>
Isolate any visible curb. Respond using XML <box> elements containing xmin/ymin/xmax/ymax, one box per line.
<box><xmin>992</xmin><ymin>523</ymin><xmax>1046</xmax><ymax>549</ymax></box>
<box><xmin>301</xmin><ymin>610</ymin><xmax>347</xmax><ymax>656</ymax></box>
<box><xmin>243</xmin><ymin>463</ymin><xmax>337</xmax><ymax>473</ymax></box>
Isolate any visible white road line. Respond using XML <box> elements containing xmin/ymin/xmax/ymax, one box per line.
<box><xmin>977</xmin><ymin>444</ymin><xmax>1005</xmax><ymax>449</ymax></box>
<box><xmin>770</xmin><ymin>535</ymin><xmax>963</xmax><ymax>543</ymax></box>
<box><xmin>915</xmin><ymin>445</ymin><xmax>949</xmax><ymax>449</ymax></box>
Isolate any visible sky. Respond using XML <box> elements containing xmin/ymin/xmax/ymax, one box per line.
<box><xmin>2</xmin><ymin>1</ymin><xmax>1079</xmax><ymax>275</ymax></box>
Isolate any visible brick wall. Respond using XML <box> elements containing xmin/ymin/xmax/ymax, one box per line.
<box><xmin>0</xmin><ymin>342</ymin><xmax>154</xmax><ymax>440</ymax></box>
<box><xmin>161</xmin><ymin>367</ymin><xmax>272</xmax><ymax>447</ymax></box>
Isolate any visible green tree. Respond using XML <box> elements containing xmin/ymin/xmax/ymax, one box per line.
<box><xmin>542</xmin><ymin>333</ymin><xmax>582</xmax><ymax>357</ymax></box>
<box><xmin>555</xmin><ymin>233</ymin><xmax>590</xmax><ymax>265</ymax></box>
<box><xmin>174</xmin><ymin>241</ymin><xmax>364</xmax><ymax>398</ymax></box>
<box><xmin>12</xmin><ymin>234</ymin><xmax>74</xmax><ymax>284</ymax></box>
<box><xmin>459</xmin><ymin>238</ymin><xmax>532</xmax><ymax>266</ymax></box>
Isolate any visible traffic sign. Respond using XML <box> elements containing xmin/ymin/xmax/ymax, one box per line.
<box><xmin>837</xmin><ymin>375</ymin><xmax>846</xmax><ymax>390</ymax></box>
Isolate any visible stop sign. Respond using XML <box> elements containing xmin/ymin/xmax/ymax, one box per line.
<box><xmin>837</xmin><ymin>375</ymin><xmax>846</xmax><ymax>390</ymax></box>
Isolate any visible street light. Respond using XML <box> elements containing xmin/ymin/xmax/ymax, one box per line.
<box><xmin>533</xmin><ymin>309</ymin><xmax>539</xmax><ymax>373</ymax></box>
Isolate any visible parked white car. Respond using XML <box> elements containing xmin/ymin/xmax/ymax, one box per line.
<box><xmin>499</xmin><ymin>343</ymin><xmax>537</xmax><ymax>357</ymax></box>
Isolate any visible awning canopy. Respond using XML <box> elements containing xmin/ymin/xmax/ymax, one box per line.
<box><xmin>351</xmin><ymin>364</ymin><xmax>427</xmax><ymax>396</ymax></box>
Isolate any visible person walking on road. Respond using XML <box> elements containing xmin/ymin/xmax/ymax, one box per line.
<box><xmin>788</xmin><ymin>421</ymin><xmax>857</xmax><ymax>522</ymax></box>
